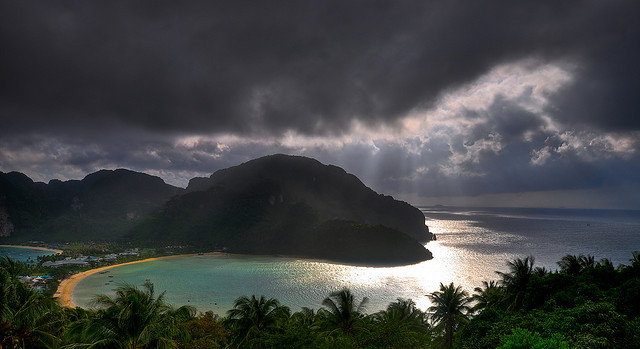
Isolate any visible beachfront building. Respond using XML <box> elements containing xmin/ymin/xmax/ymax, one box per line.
<box><xmin>119</xmin><ymin>250</ymin><xmax>139</xmax><ymax>256</ymax></box>
<box><xmin>41</xmin><ymin>255</ymin><xmax>100</xmax><ymax>267</ymax></box>
<box><xmin>19</xmin><ymin>275</ymin><xmax>54</xmax><ymax>293</ymax></box>
<box><xmin>104</xmin><ymin>253</ymin><xmax>118</xmax><ymax>261</ymax></box>
<box><xmin>119</xmin><ymin>248</ymin><xmax>140</xmax><ymax>256</ymax></box>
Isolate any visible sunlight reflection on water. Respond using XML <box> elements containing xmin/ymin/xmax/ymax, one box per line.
<box><xmin>73</xmin><ymin>218</ymin><xmax>503</xmax><ymax>314</ymax></box>
<box><xmin>72</xmin><ymin>208</ymin><xmax>640</xmax><ymax>314</ymax></box>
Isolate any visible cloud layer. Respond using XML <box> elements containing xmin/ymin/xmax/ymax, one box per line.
<box><xmin>1</xmin><ymin>1</ymin><xmax>639</xmax><ymax>208</ymax></box>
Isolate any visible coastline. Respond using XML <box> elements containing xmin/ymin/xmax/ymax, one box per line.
<box><xmin>54</xmin><ymin>251</ymin><xmax>429</xmax><ymax>309</ymax></box>
<box><xmin>54</xmin><ymin>252</ymin><xmax>221</xmax><ymax>308</ymax></box>
<box><xmin>0</xmin><ymin>244</ymin><xmax>63</xmax><ymax>254</ymax></box>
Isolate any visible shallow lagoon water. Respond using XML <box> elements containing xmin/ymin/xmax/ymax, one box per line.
<box><xmin>73</xmin><ymin>207</ymin><xmax>640</xmax><ymax>313</ymax></box>
<box><xmin>73</xmin><ymin>254</ymin><xmax>443</xmax><ymax>314</ymax></box>
<box><xmin>0</xmin><ymin>246</ymin><xmax>57</xmax><ymax>263</ymax></box>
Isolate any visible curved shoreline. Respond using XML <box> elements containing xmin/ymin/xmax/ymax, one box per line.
<box><xmin>54</xmin><ymin>253</ymin><xmax>221</xmax><ymax>308</ymax></box>
<box><xmin>54</xmin><ymin>251</ymin><xmax>427</xmax><ymax>309</ymax></box>
<box><xmin>0</xmin><ymin>244</ymin><xmax>63</xmax><ymax>254</ymax></box>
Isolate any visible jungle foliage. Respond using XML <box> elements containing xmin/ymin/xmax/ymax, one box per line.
<box><xmin>1</xmin><ymin>252</ymin><xmax>640</xmax><ymax>348</ymax></box>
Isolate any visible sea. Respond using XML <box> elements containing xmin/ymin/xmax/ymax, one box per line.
<box><xmin>66</xmin><ymin>207</ymin><xmax>640</xmax><ymax>314</ymax></box>
<box><xmin>0</xmin><ymin>246</ymin><xmax>58</xmax><ymax>263</ymax></box>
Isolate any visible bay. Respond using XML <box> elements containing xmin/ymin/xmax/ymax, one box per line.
<box><xmin>72</xmin><ymin>207</ymin><xmax>640</xmax><ymax>314</ymax></box>
<box><xmin>0</xmin><ymin>246</ymin><xmax>58</xmax><ymax>263</ymax></box>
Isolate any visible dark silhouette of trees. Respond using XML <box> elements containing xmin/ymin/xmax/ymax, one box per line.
<box><xmin>320</xmin><ymin>288</ymin><xmax>369</xmax><ymax>337</ymax></box>
<box><xmin>1</xmin><ymin>257</ymin><xmax>63</xmax><ymax>349</ymax></box>
<box><xmin>471</xmin><ymin>280</ymin><xmax>502</xmax><ymax>312</ymax></box>
<box><xmin>4</xmin><ymin>250</ymin><xmax>640</xmax><ymax>348</ymax></box>
<box><xmin>226</xmin><ymin>295</ymin><xmax>289</xmax><ymax>346</ymax></box>
<box><xmin>366</xmin><ymin>298</ymin><xmax>431</xmax><ymax>347</ymax></box>
<box><xmin>67</xmin><ymin>281</ymin><xmax>194</xmax><ymax>348</ymax></box>
<box><xmin>496</xmin><ymin>256</ymin><xmax>535</xmax><ymax>310</ymax></box>
<box><xmin>428</xmin><ymin>282</ymin><xmax>472</xmax><ymax>349</ymax></box>
<box><xmin>558</xmin><ymin>254</ymin><xmax>596</xmax><ymax>275</ymax></box>
<box><xmin>459</xmin><ymin>252</ymin><xmax>640</xmax><ymax>348</ymax></box>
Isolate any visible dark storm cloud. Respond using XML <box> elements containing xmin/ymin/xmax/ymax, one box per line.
<box><xmin>1</xmin><ymin>1</ymin><xmax>639</xmax><ymax>136</ymax></box>
<box><xmin>303</xmin><ymin>93</ymin><xmax>640</xmax><ymax>200</ymax></box>
<box><xmin>2</xmin><ymin>0</ymin><xmax>640</xmax><ymax>209</ymax></box>
<box><xmin>545</xmin><ymin>6</ymin><xmax>640</xmax><ymax>132</ymax></box>
<box><xmin>464</xmin><ymin>96</ymin><xmax>546</xmax><ymax>144</ymax></box>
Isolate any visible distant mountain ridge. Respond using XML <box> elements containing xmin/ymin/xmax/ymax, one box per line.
<box><xmin>1</xmin><ymin>155</ymin><xmax>433</xmax><ymax>264</ymax></box>
<box><xmin>0</xmin><ymin>169</ymin><xmax>183</xmax><ymax>240</ymax></box>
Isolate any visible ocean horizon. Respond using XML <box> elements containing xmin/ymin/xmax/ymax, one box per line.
<box><xmin>68</xmin><ymin>206</ymin><xmax>640</xmax><ymax>314</ymax></box>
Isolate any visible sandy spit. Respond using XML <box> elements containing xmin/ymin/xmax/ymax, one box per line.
<box><xmin>0</xmin><ymin>244</ymin><xmax>63</xmax><ymax>254</ymax></box>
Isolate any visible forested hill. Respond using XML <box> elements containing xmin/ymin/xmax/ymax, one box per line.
<box><xmin>0</xmin><ymin>169</ymin><xmax>183</xmax><ymax>240</ymax></box>
<box><xmin>129</xmin><ymin>154</ymin><xmax>433</xmax><ymax>264</ymax></box>
<box><xmin>1</xmin><ymin>155</ymin><xmax>432</xmax><ymax>264</ymax></box>
<box><xmin>186</xmin><ymin>154</ymin><xmax>431</xmax><ymax>243</ymax></box>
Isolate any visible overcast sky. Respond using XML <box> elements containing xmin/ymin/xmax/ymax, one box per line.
<box><xmin>1</xmin><ymin>1</ymin><xmax>639</xmax><ymax>209</ymax></box>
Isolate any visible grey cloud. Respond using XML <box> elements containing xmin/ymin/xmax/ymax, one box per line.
<box><xmin>1</xmin><ymin>1</ymin><xmax>639</xmax><ymax>137</ymax></box>
<box><xmin>2</xmin><ymin>125</ymin><xmax>639</xmax><ymax>207</ymax></box>
<box><xmin>545</xmin><ymin>5</ymin><xmax>640</xmax><ymax>132</ymax></box>
<box><xmin>465</xmin><ymin>96</ymin><xmax>546</xmax><ymax>144</ymax></box>
<box><xmin>1</xmin><ymin>0</ymin><xmax>640</xmax><ymax>208</ymax></box>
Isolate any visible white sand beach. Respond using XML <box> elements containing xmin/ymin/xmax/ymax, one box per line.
<box><xmin>0</xmin><ymin>244</ymin><xmax>63</xmax><ymax>254</ymax></box>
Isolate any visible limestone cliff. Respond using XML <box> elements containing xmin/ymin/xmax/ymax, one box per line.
<box><xmin>130</xmin><ymin>154</ymin><xmax>433</xmax><ymax>264</ymax></box>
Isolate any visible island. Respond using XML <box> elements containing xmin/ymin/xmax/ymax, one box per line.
<box><xmin>1</xmin><ymin>154</ymin><xmax>433</xmax><ymax>265</ymax></box>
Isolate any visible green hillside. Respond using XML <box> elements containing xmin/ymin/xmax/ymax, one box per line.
<box><xmin>0</xmin><ymin>169</ymin><xmax>183</xmax><ymax>241</ymax></box>
<box><xmin>129</xmin><ymin>155</ymin><xmax>433</xmax><ymax>264</ymax></box>
<box><xmin>1</xmin><ymin>155</ymin><xmax>432</xmax><ymax>264</ymax></box>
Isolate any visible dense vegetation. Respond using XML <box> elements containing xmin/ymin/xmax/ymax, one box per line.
<box><xmin>0</xmin><ymin>169</ymin><xmax>182</xmax><ymax>241</ymax></box>
<box><xmin>2</xmin><ymin>155</ymin><xmax>433</xmax><ymax>264</ymax></box>
<box><xmin>128</xmin><ymin>155</ymin><xmax>433</xmax><ymax>264</ymax></box>
<box><xmin>184</xmin><ymin>154</ymin><xmax>431</xmax><ymax>242</ymax></box>
<box><xmin>457</xmin><ymin>253</ymin><xmax>640</xmax><ymax>348</ymax></box>
<box><xmin>2</xmin><ymin>252</ymin><xmax>639</xmax><ymax>348</ymax></box>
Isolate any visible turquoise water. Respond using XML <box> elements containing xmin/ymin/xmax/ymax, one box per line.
<box><xmin>72</xmin><ymin>207</ymin><xmax>640</xmax><ymax>314</ymax></box>
<box><xmin>73</xmin><ymin>254</ymin><xmax>440</xmax><ymax>315</ymax></box>
<box><xmin>0</xmin><ymin>246</ymin><xmax>57</xmax><ymax>263</ymax></box>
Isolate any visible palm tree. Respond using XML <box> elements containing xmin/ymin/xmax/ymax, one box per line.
<box><xmin>226</xmin><ymin>295</ymin><xmax>289</xmax><ymax>345</ymax></box>
<box><xmin>320</xmin><ymin>288</ymin><xmax>369</xmax><ymax>337</ymax></box>
<box><xmin>0</xmin><ymin>257</ymin><xmax>28</xmax><ymax>316</ymax></box>
<box><xmin>0</xmin><ymin>256</ymin><xmax>27</xmax><ymax>280</ymax></box>
<box><xmin>428</xmin><ymin>282</ymin><xmax>471</xmax><ymax>349</ymax></box>
<box><xmin>375</xmin><ymin>298</ymin><xmax>428</xmax><ymax>329</ymax></box>
<box><xmin>67</xmin><ymin>281</ymin><xmax>194</xmax><ymax>348</ymax></box>
<box><xmin>557</xmin><ymin>254</ymin><xmax>596</xmax><ymax>276</ymax></box>
<box><xmin>534</xmin><ymin>266</ymin><xmax>550</xmax><ymax>277</ymax></box>
<box><xmin>0</xmin><ymin>260</ymin><xmax>63</xmax><ymax>348</ymax></box>
<box><xmin>496</xmin><ymin>256</ymin><xmax>535</xmax><ymax>309</ymax></box>
<box><xmin>368</xmin><ymin>299</ymin><xmax>430</xmax><ymax>347</ymax></box>
<box><xmin>631</xmin><ymin>251</ymin><xmax>640</xmax><ymax>268</ymax></box>
<box><xmin>579</xmin><ymin>254</ymin><xmax>595</xmax><ymax>269</ymax></box>
<box><xmin>471</xmin><ymin>280</ymin><xmax>502</xmax><ymax>312</ymax></box>
<box><xmin>558</xmin><ymin>254</ymin><xmax>582</xmax><ymax>275</ymax></box>
<box><xmin>597</xmin><ymin>257</ymin><xmax>614</xmax><ymax>269</ymax></box>
<box><xmin>290</xmin><ymin>307</ymin><xmax>318</xmax><ymax>328</ymax></box>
